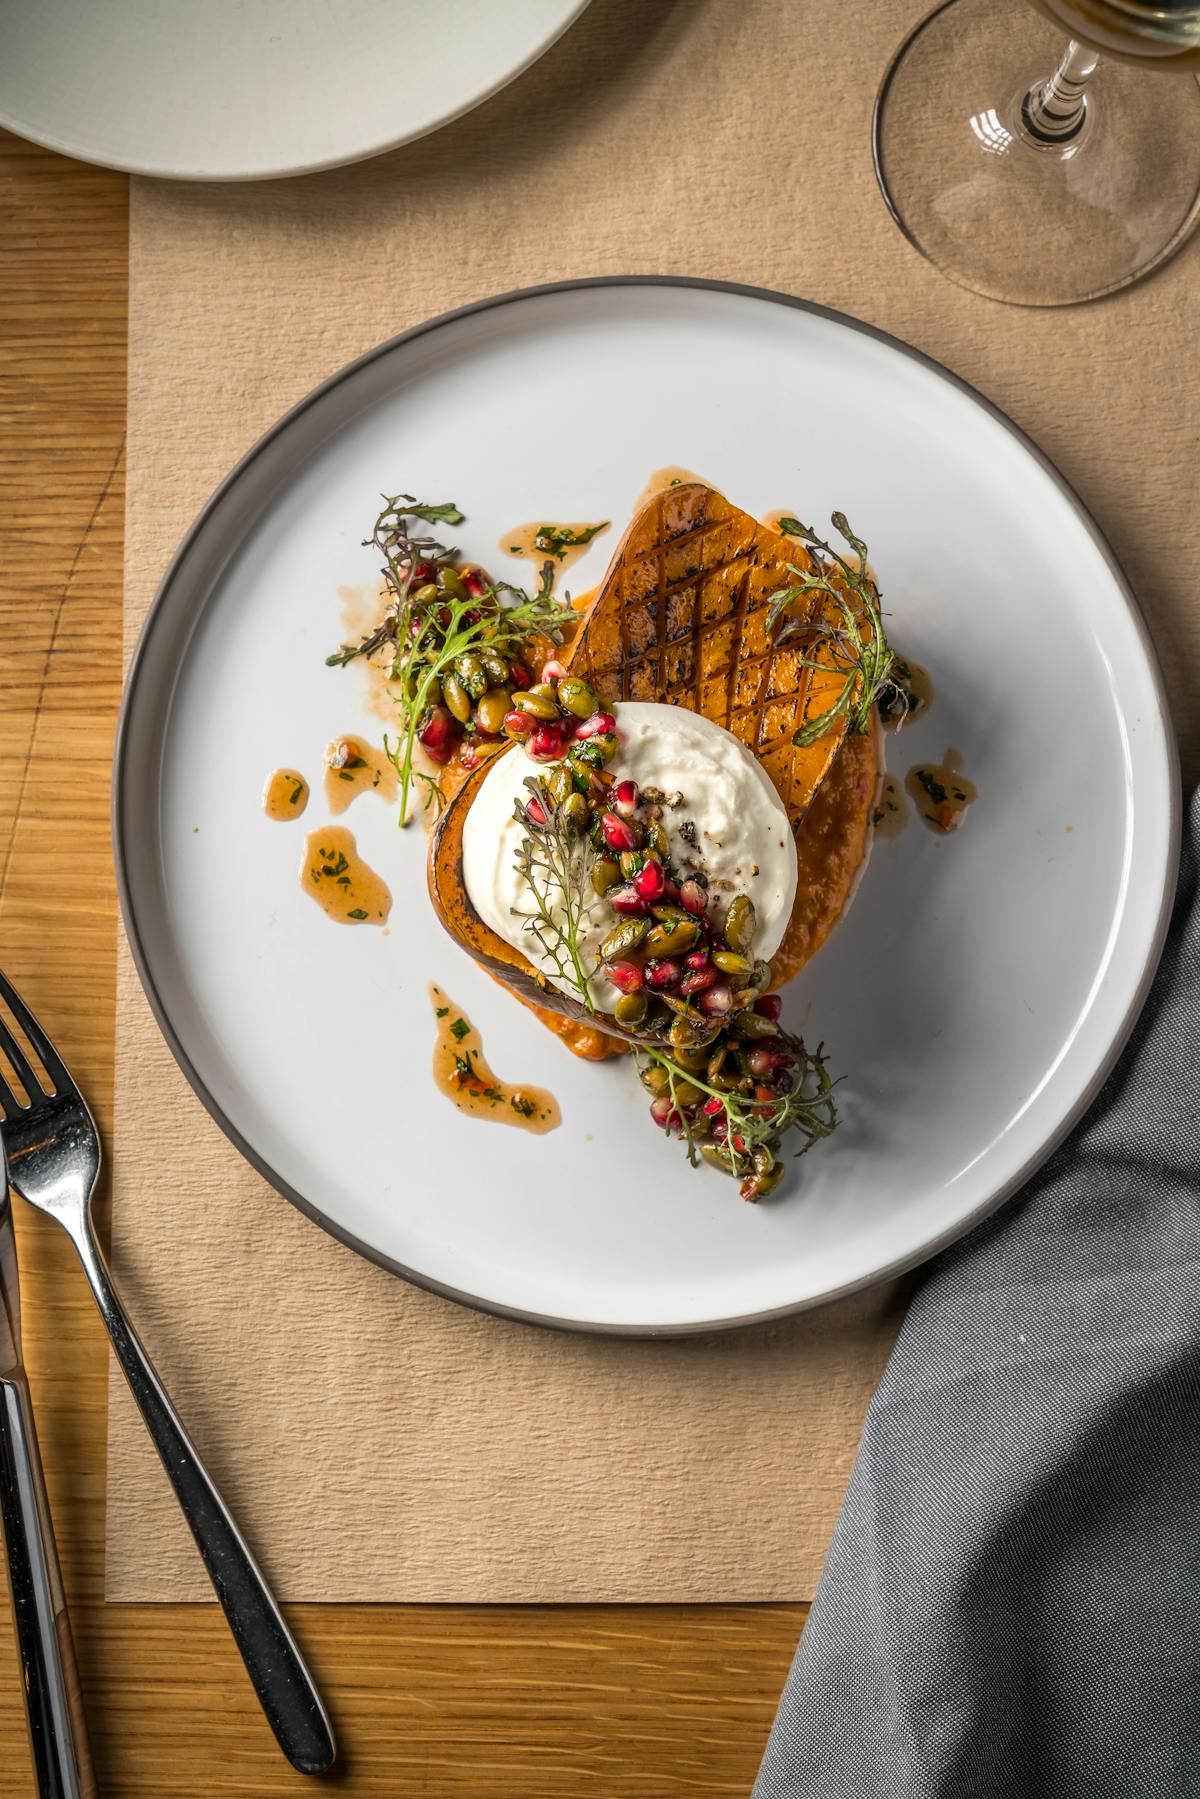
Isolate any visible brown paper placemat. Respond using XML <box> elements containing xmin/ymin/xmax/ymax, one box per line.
<box><xmin>106</xmin><ymin>0</ymin><xmax>1200</xmax><ymax>1603</ymax></box>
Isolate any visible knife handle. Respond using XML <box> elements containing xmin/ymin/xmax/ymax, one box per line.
<box><xmin>0</xmin><ymin>1375</ymin><xmax>96</xmax><ymax>1798</ymax></box>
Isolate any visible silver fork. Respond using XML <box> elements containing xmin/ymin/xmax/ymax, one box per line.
<box><xmin>1</xmin><ymin>1143</ymin><xmax>96</xmax><ymax>1797</ymax></box>
<box><xmin>0</xmin><ymin>969</ymin><xmax>336</xmax><ymax>1775</ymax></box>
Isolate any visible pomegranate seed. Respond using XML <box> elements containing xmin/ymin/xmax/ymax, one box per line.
<box><xmin>418</xmin><ymin>705</ymin><xmax>454</xmax><ymax>750</ymax></box>
<box><xmin>681</xmin><ymin>967</ymin><xmax>718</xmax><ymax>996</ymax></box>
<box><xmin>746</xmin><ymin>1046</ymin><xmax>781</xmax><ymax>1077</ymax></box>
<box><xmin>634</xmin><ymin>858</ymin><xmax>665</xmax><ymax>900</ymax></box>
<box><xmin>702</xmin><ymin>1097</ymin><xmax>724</xmax><ymax>1117</ymax></box>
<box><xmin>541</xmin><ymin>658</ymin><xmax>568</xmax><ymax>681</ymax></box>
<box><xmin>409</xmin><ymin>560</ymin><xmax>436</xmax><ymax>583</ymax></box>
<box><xmin>684</xmin><ymin>948</ymin><xmax>710</xmax><ymax>971</ymax></box>
<box><xmin>732</xmin><ymin>1131</ymin><xmax>747</xmax><ymax>1154</ymax></box>
<box><xmin>660</xmin><ymin>878</ymin><xmax>680</xmax><ymax>903</ymax></box>
<box><xmin>613</xmin><ymin>779</ymin><xmax>639</xmax><ymax>816</ymax></box>
<box><xmin>755</xmin><ymin>1084</ymin><xmax>776</xmax><ymax>1105</ymax></box>
<box><xmin>700</xmin><ymin>983</ymin><xmax>733</xmax><ymax>1016</ymax></box>
<box><xmin>529</xmin><ymin>724</ymin><xmax>567</xmax><ymax>760</ymax></box>
<box><xmin>503</xmin><ymin>710</ymin><xmax>534</xmax><ymax>737</ymax></box>
<box><xmin>679</xmin><ymin>879</ymin><xmax>708</xmax><ymax>915</ymax></box>
<box><xmin>461</xmin><ymin>566</ymin><xmax>488</xmax><ymax>597</ymax></box>
<box><xmin>754</xmin><ymin>994</ymin><xmax>783</xmax><ymax>1020</ymax></box>
<box><xmin>606</xmin><ymin>960</ymin><xmax>644</xmax><ymax>995</ymax></box>
<box><xmin>601</xmin><ymin>812</ymin><xmax>637</xmax><ymax>851</ymax></box>
<box><xmin>525</xmin><ymin>797</ymin><xmax>547</xmax><ymax>825</ymax></box>
<box><xmin>508</xmin><ymin>664</ymin><xmax>532</xmax><ymax>689</ymax></box>
<box><xmin>421</xmin><ymin>740</ymin><xmax>452</xmax><ymax>765</ymax></box>
<box><xmin>644</xmin><ymin>958</ymin><xmax>682</xmax><ymax>991</ymax></box>
<box><xmin>437</xmin><ymin>605</ymin><xmax>451</xmax><ymax>627</ymax></box>
<box><xmin>608</xmin><ymin>884</ymin><xmax>647</xmax><ymax>916</ymax></box>
<box><xmin>459</xmin><ymin>744</ymin><xmax>479</xmax><ymax>771</ymax></box>
<box><xmin>575</xmin><ymin>711</ymin><xmax>617</xmax><ymax>740</ymax></box>
<box><xmin>711</xmin><ymin>1118</ymin><xmax>728</xmax><ymax>1144</ymax></box>
<box><xmin>649</xmin><ymin>1096</ymin><xmax>683</xmax><ymax>1132</ymax></box>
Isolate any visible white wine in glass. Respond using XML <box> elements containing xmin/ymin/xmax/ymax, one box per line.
<box><xmin>874</xmin><ymin>0</ymin><xmax>1200</xmax><ymax>304</ymax></box>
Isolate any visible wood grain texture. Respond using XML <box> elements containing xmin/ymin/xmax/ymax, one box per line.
<box><xmin>0</xmin><ymin>127</ymin><xmax>802</xmax><ymax>1799</ymax></box>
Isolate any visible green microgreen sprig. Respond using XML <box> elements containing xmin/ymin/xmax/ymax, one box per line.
<box><xmin>326</xmin><ymin>495</ymin><xmax>575</xmax><ymax>825</ymax></box>
<box><xmin>768</xmin><ymin>512</ymin><xmax>896</xmax><ymax>747</ymax></box>
<box><xmin>637</xmin><ymin>1038</ymin><xmax>840</xmax><ymax>1179</ymax></box>
<box><xmin>511</xmin><ymin>776</ymin><xmax>599</xmax><ymax>1014</ymax></box>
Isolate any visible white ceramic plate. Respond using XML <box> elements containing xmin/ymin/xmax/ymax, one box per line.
<box><xmin>115</xmin><ymin>278</ymin><xmax>1179</xmax><ymax>1334</ymax></box>
<box><xmin>0</xmin><ymin>0</ymin><xmax>591</xmax><ymax>180</ymax></box>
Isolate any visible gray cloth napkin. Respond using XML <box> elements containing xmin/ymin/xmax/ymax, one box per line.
<box><xmin>754</xmin><ymin>789</ymin><xmax>1199</xmax><ymax>1799</ymax></box>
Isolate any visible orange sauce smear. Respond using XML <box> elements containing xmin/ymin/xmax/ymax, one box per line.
<box><xmin>300</xmin><ymin>825</ymin><xmax>392</xmax><ymax>924</ymax></box>
<box><xmin>499</xmin><ymin>519</ymin><xmax>610</xmax><ymax>578</ymax></box>
<box><xmin>324</xmin><ymin>734</ymin><xmax>398</xmax><ymax>815</ymax></box>
<box><xmin>429</xmin><ymin>985</ymin><xmax>560</xmax><ymax>1132</ymax></box>
<box><xmin>262</xmin><ymin>768</ymin><xmax>309</xmax><ymax>820</ymax></box>
<box><xmin>906</xmin><ymin>748</ymin><xmax>977</xmax><ymax>834</ymax></box>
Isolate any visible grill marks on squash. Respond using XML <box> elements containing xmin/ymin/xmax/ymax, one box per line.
<box><xmin>567</xmin><ymin>483</ymin><xmax>854</xmax><ymax>826</ymax></box>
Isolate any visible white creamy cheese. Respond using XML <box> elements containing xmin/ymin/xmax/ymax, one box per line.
<box><xmin>461</xmin><ymin>701</ymin><xmax>798</xmax><ymax>1012</ymax></box>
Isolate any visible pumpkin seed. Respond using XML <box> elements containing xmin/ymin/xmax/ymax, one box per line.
<box><xmin>453</xmin><ymin>652</ymin><xmax>487</xmax><ymax>700</ymax></box>
<box><xmin>748</xmin><ymin>1159</ymin><xmax>784</xmax><ymax>1197</ymax></box>
<box><xmin>644</xmin><ymin>917</ymin><xmax>701</xmax><ymax>958</ymax></box>
<box><xmin>436</xmin><ymin>566</ymin><xmax>468</xmax><ymax>602</ymax></box>
<box><xmin>592</xmin><ymin>857</ymin><xmax>621</xmax><ymax>896</ymax></box>
<box><xmin>712</xmin><ymin>949</ymin><xmax>753</xmax><ymax>975</ymax></box>
<box><xmin>557</xmin><ymin>676</ymin><xmax>599</xmax><ymax>718</ymax></box>
<box><xmin>724</xmin><ymin>893</ymin><xmax>756</xmax><ymax>953</ymax></box>
<box><xmin>481</xmin><ymin>650</ymin><xmax>511</xmax><ymax>687</ymax></box>
<box><xmin>563</xmin><ymin>792</ymin><xmax>590</xmax><ymax>831</ymax></box>
<box><xmin>511</xmin><ymin>691</ymin><xmax>560</xmax><ymax>720</ymax></box>
<box><xmin>668</xmin><ymin>1013</ymin><xmax>720</xmax><ymax>1050</ymax></box>
<box><xmin>672</xmin><ymin>1079</ymin><xmax>704</xmax><ymax>1109</ymax></box>
<box><xmin>546</xmin><ymin>766</ymin><xmax>574</xmax><ymax>807</ymax></box>
<box><xmin>619</xmin><ymin>850</ymin><xmax>644</xmax><ymax>880</ymax></box>
<box><xmin>599</xmin><ymin>917</ymin><xmax>650</xmax><ymax>961</ymax></box>
<box><xmin>640</xmin><ymin>1063</ymin><xmax>670</xmax><ymax>1094</ymax></box>
<box><xmin>733</xmin><ymin>1008</ymin><xmax>780</xmax><ymax>1041</ymax></box>
<box><xmin>474</xmin><ymin>688</ymin><xmax>511</xmax><ymax>735</ymax></box>
<box><xmin>413</xmin><ymin>582</ymin><xmax>439</xmax><ymax>605</ymax></box>
<box><xmin>442</xmin><ymin>673</ymin><xmax>473</xmax><ymax>724</ymax></box>
<box><xmin>701</xmin><ymin>1144</ymin><xmax>738</xmax><ymax>1175</ymax></box>
<box><xmin>614</xmin><ymin>992</ymin><xmax>649</xmax><ymax>1027</ymax></box>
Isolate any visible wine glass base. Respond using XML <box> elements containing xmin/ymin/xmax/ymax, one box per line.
<box><xmin>874</xmin><ymin>0</ymin><xmax>1200</xmax><ymax>306</ymax></box>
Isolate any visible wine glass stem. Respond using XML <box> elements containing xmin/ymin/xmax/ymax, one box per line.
<box><xmin>1023</xmin><ymin>38</ymin><xmax>1100</xmax><ymax>145</ymax></box>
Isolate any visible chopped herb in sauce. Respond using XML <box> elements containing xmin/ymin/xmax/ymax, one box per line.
<box><xmin>449</xmin><ymin>1017</ymin><xmax>471</xmax><ymax>1042</ymax></box>
<box><xmin>347</xmin><ymin>907</ymin><xmax>368</xmax><ymax>920</ymax></box>
<box><xmin>510</xmin><ymin>1095</ymin><xmax>536</xmax><ymax>1117</ymax></box>
<box><xmin>532</xmin><ymin>521</ymin><xmax>609</xmax><ymax>560</ymax></box>
<box><xmin>435</xmin><ymin>1005</ymin><xmax>450</xmax><ymax>1018</ymax></box>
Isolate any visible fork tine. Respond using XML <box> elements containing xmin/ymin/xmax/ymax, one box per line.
<box><xmin>0</xmin><ymin>1009</ymin><xmax>40</xmax><ymax>1109</ymax></box>
<box><xmin>0</xmin><ymin>1059</ymin><xmax>21</xmax><ymax>1119</ymax></box>
<box><xmin>0</xmin><ymin>968</ymin><xmax>71</xmax><ymax>1096</ymax></box>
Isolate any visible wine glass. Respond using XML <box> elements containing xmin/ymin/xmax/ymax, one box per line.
<box><xmin>873</xmin><ymin>0</ymin><xmax>1200</xmax><ymax>305</ymax></box>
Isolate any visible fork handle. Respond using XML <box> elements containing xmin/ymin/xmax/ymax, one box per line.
<box><xmin>70</xmin><ymin>1222</ymin><xmax>336</xmax><ymax>1775</ymax></box>
<box><xmin>0</xmin><ymin>1375</ymin><xmax>96</xmax><ymax>1798</ymax></box>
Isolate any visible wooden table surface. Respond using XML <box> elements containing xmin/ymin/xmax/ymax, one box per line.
<box><xmin>0</xmin><ymin>130</ymin><xmax>807</xmax><ymax>1798</ymax></box>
